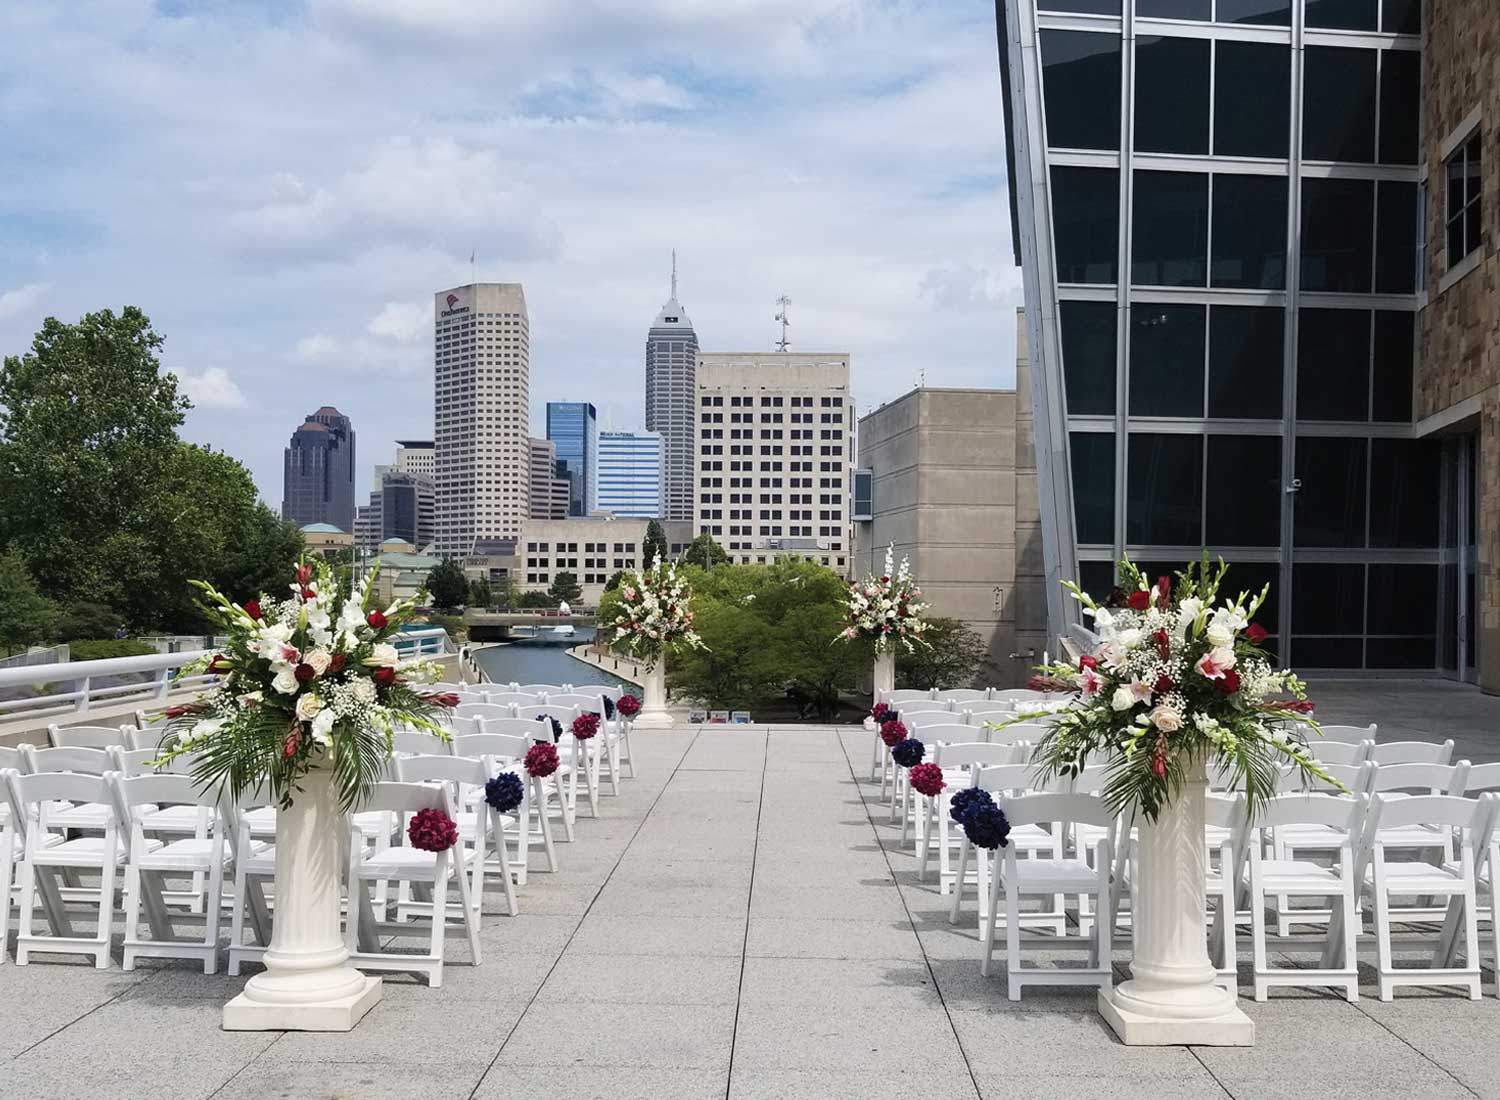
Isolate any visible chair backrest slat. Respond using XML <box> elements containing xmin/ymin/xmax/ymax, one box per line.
<box><xmin>1316</xmin><ymin>723</ymin><xmax>1377</xmax><ymax>744</ymax></box>
<box><xmin>1368</xmin><ymin>760</ymin><xmax>1470</xmax><ymax>797</ymax></box>
<box><xmin>452</xmin><ymin>732</ymin><xmax>530</xmax><ymax>761</ymax></box>
<box><xmin>1464</xmin><ymin>761</ymin><xmax>1500</xmax><ymax>795</ymax></box>
<box><xmin>1370</xmin><ymin>739</ymin><xmax>1454</xmax><ymax>766</ymax></box>
<box><xmin>484</xmin><ymin>692</ymin><xmax>539</xmax><ymax>707</ymax></box>
<box><xmin>934</xmin><ymin>742</ymin><xmax>1030</xmax><ymax>769</ymax></box>
<box><xmin>22</xmin><ymin>745</ymin><xmax>113</xmax><ymax>776</ymax></box>
<box><xmin>1002</xmin><ymin>791</ymin><xmax>1115</xmax><ymax>830</ymax></box>
<box><xmin>572</xmin><ymin>683</ymin><xmax>623</xmax><ymax>701</ymax></box>
<box><xmin>901</xmin><ymin>710</ymin><xmax>957</xmax><ymax>730</ymax></box>
<box><xmin>1311</xmin><ymin>739</ymin><xmax>1372</xmax><ymax>767</ymax></box>
<box><xmin>1257</xmin><ymin>791</ymin><xmax>1366</xmax><ymax>831</ymax></box>
<box><xmin>48</xmin><ymin>724</ymin><xmax>132</xmax><ymax>750</ymax></box>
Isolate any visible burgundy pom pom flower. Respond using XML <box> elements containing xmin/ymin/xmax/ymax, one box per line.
<box><xmin>879</xmin><ymin>719</ymin><xmax>908</xmax><ymax>748</ymax></box>
<box><xmin>525</xmin><ymin>742</ymin><xmax>560</xmax><ymax>778</ymax></box>
<box><xmin>870</xmin><ymin>702</ymin><xmax>892</xmax><ymax>723</ymax></box>
<box><xmin>909</xmin><ymin>762</ymin><xmax>945</xmax><ymax>797</ymax></box>
<box><xmin>572</xmin><ymin>712</ymin><xmax>601</xmax><ymax>740</ymax></box>
<box><xmin>616</xmin><ymin>694</ymin><xmax>641</xmax><ymax>718</ymax></box>
<box><xmin>407</xmin><ymin>807</ymin><xmax>458</xmax><ymax>852</ymax></box>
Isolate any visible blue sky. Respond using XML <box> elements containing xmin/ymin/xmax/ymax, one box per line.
<box><xmin>0</xmin><ymin>0</ymin><xmax>1020</xmax><ymax>506</ymax></box>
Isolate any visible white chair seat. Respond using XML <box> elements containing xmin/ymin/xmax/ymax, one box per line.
<box><xmin>136</xmin><ymin>837</ymin><xmax>229</xmax><ymax>872</ymax></box>
<box><xmin>34</xmin><ymin>835</ymin><xmax>148</xmax><ymax>867</ymax></box>
<box><xmin>1277</xmin><ymin>823</ymin><xmax>1349</xmax><ymax>850</ymax></box>
<box><xmin>1005</xmin><ymin>857</ymin><xmax>1099</xmax><ymax>891</ymax></box>
<box><xmin>1258</xmin><ymin>858</ymin><xmax>1346</xmax><ymax>892</ymax></box>
<box><xmin>244</xmin><ymin>806</ymin><xmax>277</xmax><ymax>835</ymax></box>
<box><xmin>1008</xmin><ymin>823</ymin><xmax>1055</xmax><ymax>852</ymax></box>
<box><xmin>355</xmin><ymin>846</ymin><xmax>477</xmax><ymax>878</ymax></box>
<box><xmin>46</xmin><ymin>801</ymin><xmax>114</xmax><ymax>829</ymax></box>
<box><xmin>139</xmin><ymin>805</ymin><xmax>205</xmax><ymax>833</ymax></box>
<box><xmin>1374</xmin><ymin>824</ymin><xmax>1449</xmax><ymax>849</ymax></box>
<box><xmin>1366</xmin><ymin>861</ymin><xmax>1466</xmax><ymax>893</ymax></box>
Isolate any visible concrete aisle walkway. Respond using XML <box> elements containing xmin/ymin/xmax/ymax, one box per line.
<box><xmin>3</xmin><ymin>724</ymin><xmax>1499</xmax><ymax>1100</ymax></box>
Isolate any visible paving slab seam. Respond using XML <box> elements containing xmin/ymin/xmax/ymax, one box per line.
<box><xmin>8</xmin><ymin>971</ymin><xmax>144</xmax><ymax>1061</ymax></box>
<box><xmin>835</xmin><ymin>729</ymin><xmax>984</xmax><ymax>1100</ymax></box>
<box><xmin>723</xmin><ymin>726</ymin><xmax>770</xmax><ymax>1100</ymax></box>
<box><xmin>1183</xmin><ymin>1046</ymin><xmax>1240</xmax><ymax>1098</ymax></box>
<box><xmin>203</xmin><ymin>1033</ymin><xmax>286</xmax><ymax>1100</ymax></box>
<box><xmin>464</xmin><ymin>726</ymin><xmax>704</xmax><ymax>1100</ymax></box>
<box><xmin>1349</xmin><ymin>999</ymin><xmax>1483</xmax><ymax>1097</ymax></box>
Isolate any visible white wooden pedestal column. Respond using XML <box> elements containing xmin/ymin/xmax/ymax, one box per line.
<box><xmin>873</xmin><ymin>649</ymin><xmax>895</xmax><ymax>701</ymax></box>
<box><xmin>633</xmin><ymin>663</ymin><xmax>674</xmax><ymax>729</ymax></box>
<box><xmin>1098</xmin><ymin>758</ymin><xmax>1254</xmax><ymax>1046</ymax></box>
<box><xmin>222</xmin><ymin>764</ymin><xmax>381</xmax><ymax>1031</ymax></box>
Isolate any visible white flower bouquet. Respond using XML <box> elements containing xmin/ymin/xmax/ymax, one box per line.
<box><xmin>609</xmin><ymin>555</ymin><xmax>706</xmax><ymax>671</ymax></box>
<box><xmin>839</xmin><ymin>543</ymin><xmax>929</xmax><ymax>654</ymax></box>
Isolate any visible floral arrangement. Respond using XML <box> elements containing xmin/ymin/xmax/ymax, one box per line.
<box><xmin>484</xmin><ymin>772</ymin><xmax>524</xmax><ymax>815</ymax></box>
<box><xmin>572</xmin><ymin>713</ymin><xmax>600</xmax><ymax>741</ymax></box>
<box><xmin>891</xmin><ymin>738</ymin><xmax>926</xmax><ymax>768</ymax></box>
<box><xmin>879</xmin><ymin>719</ymin><xmax>908</xmax><ymax>748</ymax></box>
<box><xmin>959</xmin><ymin>791</ymin><xmax>1011</xmax><ymax>850</ymax></box>
<box><xmin>616</xmin><ymin>694</ymin><xmax>641</xmax><ymax>719</ymax></box>
<box><xmin>869</xmin><ymin>702</ymin><xmax>897</xmax><ymax>725</ymax></box>
<box><xmin>949</xmin><ymin>788</ymin><xmax>992</xmax><ymax>826</ymax></box>
<box><xmin>524</xmin><ymin>742</ymin><xmax>560</xmax><ymax>778</ymax></box>
<box><xmin>908</xmin><ymin>762</ymin><xmax>946</xmax><ymax>797</ymax></box>
<box><xmin>839</xmin><ymin>543</ymin><xmax>929</xmax><ymax>654</ymax></box>
<box><xmin>407</xmin><ymin>807</ymin><xmax>458</xmax><ymax>852</ymax></box>
<box><xmin>1023</xmin><ymin>555</ymin><xmax>1331</xmax><ymax>821</ymax></box>
<box><xmin>157</xmin><ymin>559</ymin><xmax>453</xmax><ymax>811</ymax></box>
<box><xmin>610</xmin><ymin>555</ymin><xmax>705</xmax><ymax>671</ymax></box>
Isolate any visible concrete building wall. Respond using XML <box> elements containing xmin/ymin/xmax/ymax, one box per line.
<box><xmin>515</xmin><ymin>517</ymin><xmax>694</xmax><ymax>605</ymax></box>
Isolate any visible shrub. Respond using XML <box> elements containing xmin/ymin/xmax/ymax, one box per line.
<box><xmin>68</xmin><ymin>638</ymin><xmax>155</xmax><ymax>661</ymax></box>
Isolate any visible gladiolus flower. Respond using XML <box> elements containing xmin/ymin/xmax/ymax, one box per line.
<box><xmin>1151</xmin><ymin>751</ymin><xmax>1167</xmax><ymax>779</ymax></box>
<box><xmin>374</xmin><ymin>667</ymin><xmax>397</xmax><ymax>687</ymax></box>
<box><xmin>427</xmin><ymin>692</ymin><xmax>460</xmax><ymax>708</ymax></box>
<box><xmin>296</xmin><ymin>564</ymin><xmax>313</xmax><ymax>585</ymax></box>
<box><xmin>367</xmin><ymin>610</ymin><xmax>388</xmax><ymax>629</ymax></box>
<box><xmin>1154</xmin><ymin>629</ymin><xmax>1171</xmax><ymax>660</ymax></box>
<box><xmin>329</xmin><ymin>653</ymin><xmax>347</xmax><ymax>673</ymax></box>
<box><xmin>301</xmin><ymin>588</ymin><xmax>316</xmax><ymax>600</ymax></box>
<box><xmin>1155</xmin><ymin>575</ymin><xmax>1171</xmax><ymax>607</ymax></box>
<box><xmin>244</xmin><ymin>599</ymin><xmax>262</xmax><ymax>620</ymax></box>
<box><xmin>1246</xmin><ymin>623</ymin><xmax>1269</xmax><ymax>645</ymax></box>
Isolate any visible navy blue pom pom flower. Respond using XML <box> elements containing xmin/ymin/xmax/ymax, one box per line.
<box><xmin>948</xmin><ymin>787</ymin><xmax>995</xmax><ymax>826</ymax></box>
<box><xmin>962</xmin><ymin>804</ymin><xmax>1011</xmax><ymax>849</ymax></box>
<box><xmin>484</xmin><ymin>772</ymin><xmax>524</xmax><ymax>814</ymax></box>
<box><xmin>891</xmin><ymin>738</ymin><xmax>926</xmax><ymax>768</ymax></box>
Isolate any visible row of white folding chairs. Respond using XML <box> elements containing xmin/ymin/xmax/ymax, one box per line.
<box><xmin>880</xmin><ymin>709</ymin><xmax>1057</xmax><ymax>823</ymax></box>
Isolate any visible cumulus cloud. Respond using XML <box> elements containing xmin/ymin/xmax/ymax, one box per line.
<box><xmin>175</xmin><ymin>366</ymin><xmax>247</xmax><ymax>409</ymax></box>
<box><xmin>0</xmin><ymin>282</ymin><xmax>51</xmax><ymax>319</ymax></box>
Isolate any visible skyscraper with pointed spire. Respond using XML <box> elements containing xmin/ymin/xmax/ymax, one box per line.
<box><xmin>645</xmin><ymin>252</ymin><xmax>699</xmax><ymax>522</ymax></box>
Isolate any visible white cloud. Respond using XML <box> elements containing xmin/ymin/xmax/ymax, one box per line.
<box><xmin>0</xmin><ymin>282</ymin><xmax>51</xmax><ymax>319</ymax></box>
<box><xmin>176</xmin><ymin>366</ymin><xmax>247</xmax><ymax>409</ymax></box>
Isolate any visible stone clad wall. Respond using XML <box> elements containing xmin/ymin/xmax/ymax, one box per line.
<box><xmin>1419</xmin><ymin>0</ymin><xmax>1500</xmax><ymax>689</ymax></box>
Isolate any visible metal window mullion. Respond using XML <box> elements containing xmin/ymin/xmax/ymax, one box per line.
<box><xmin>1278</xmin><ymin>0</ymin><xmax>1305</xmax><ymax>655</ymax></box>
<box><xmin>1115</xmin><ymin>2</ymin><xmax>1137</xmax><ymax>569</ymax></box>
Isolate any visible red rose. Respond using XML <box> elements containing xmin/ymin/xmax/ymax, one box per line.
<box><xmin>373</xmin><ymin>667</ymin><xmax>397</xmax><ymax>686</ymax></box>
<box><xmin>1287</xmin><ymin>700</ymin><xmax>1316</xmax><ymax>715</ymax></box>
<box><xmin>164</xmin><ymin>704</ymin><xmax>192</xmax><ymax>719</ymax></box>
<box><xmin>282</xmin><ymin>727</ymin><xmax>301</xmax><ymax>759</ymax></box>
<box><xmin>296</xmin><ymin>564</ymin><xmax>313</xmax><ymax>585</ymax></box>
<box><xmin>1216</xmin><ymin>669</ymin><xmax>1241</xmax><ymax>694</ymax></box>
<box><xmin>367</xmin><ymin>610</ymin><xmax>388</xmax><ymax>629</ymax></box>
<box><xmin>301</xmin><ymin>588</ymin><xmax>316</xmax><ymax>600</ymax></box>
<box><xmin>1079</xmin><ymin>654</ymin><xmax>1098</xmax><ymax>671</ymax></box>
<box><xmin>1127</xmin><ymin>590</ymin><xmax>1150</xmax><ymax>611</ymax></box>
<box><xmin>1153</xmin><ymin>675</ymin><xmax>1174</xmax><ymax>695</ymax></box>
<box><xmin>1246</xmin><ymin>623</ymin><xmax>1269</xmax><ymax>645</ymax></box>
<box><xmin>294</xmin><ymin>663</ymin><xmax>316</xmax><ymax>683</ymax></box>
<box><xmin>244</xmin><ymin>599</ymin><xmax>262</xmax><ymax>620</ymax></box>
<box><xmin>329</xmin><ymin>653</ymin><xmax>347</xmax><ymax>673</ymax></box>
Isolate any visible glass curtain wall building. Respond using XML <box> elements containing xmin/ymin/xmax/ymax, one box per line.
<box><xmin>545</xmin><ymin>401</ymin><xmax>598</xmax><ymax>517</ymax></box>
<box><xmin>998</xmin><ymin>0</ymin><xmax>1453</xmax><ymax>672</ymax></box>
<box><xmin>598</xmin><ymin>430</ymin><xmax>665</xmax><ymax>517</ymax></box>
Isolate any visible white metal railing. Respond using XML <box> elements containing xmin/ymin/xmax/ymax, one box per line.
<box><xmin>0</xmin><ymin>629</ymin><xmax>455</xmax><ymax>721</ymax></box>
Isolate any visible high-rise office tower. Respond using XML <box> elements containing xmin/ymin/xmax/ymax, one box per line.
<box><xmin>282</xmin><ymin>406</ymin><xmax>356</xmax><ymax>532</ymax></box>
<box><xmin>393</xmin><ymin>439</ymin><xmax>435</xmax><ymax>478</ymax></box>
<box><xmin>545</xmin><ymin>401</ymin><xmax>598</xmax><ymax>517</ymax></box>
<box><xmin>433</xmin><ymin>283</ymin><xmax>530</xmax><ymax>558</ymax></box>
<box><xmin>695</xmin><ymin>353</ymin><xmax>853</xmax><ymax>574</ymax></box>
<box><xmin>598</xmin><ymin>430</ymin><xmax>665</xmax><ymax>517</ymax></box>
<box><xmin>527</xmin><ymin>438</ymin><xmax>571</xmax><ymax>520</ymax></box>
<box><xmin>997</xmin><ymin>0</ymin><xmax>1435</xmax><ymax>673</ymax></box>
<box><xmin>354</xmin><ymin>440</ymin><xmax>436</xmax><ymax>552</ymax></box>
<box><xmin>645</xmin><ymin>254</ymin><xmax>699</xmax><ymax>521</ymax></box>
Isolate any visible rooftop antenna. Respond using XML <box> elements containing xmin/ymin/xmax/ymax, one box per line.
<box><xmin>774</xmin><ymin>294</ymin><xmax>792</xmax><ymax>352</ymax></box>
<box><xmin>670</xmin><ymin>249</ymin><xmax>678</xmax><ymax>300</ymax></box>
<box><xmin>918</xmin><ymin>368</ymin><xmax>926</xmax><ymax>388</ymax></box>
<box><xmin>469</xmin><ymin>247</ymin><xmax>476</xmax><ymax>283</ymax></box>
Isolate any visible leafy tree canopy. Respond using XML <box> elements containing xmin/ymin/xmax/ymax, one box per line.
<box><xmin>642</xmin><ymin>519</ymin><xmax>667</xmax><ymax>566</ymax></box>
<box><xmin>547</xmin><ymin>571</ymin><xmax>582</xmax><ymax>604</ymax></box>
<box><xmin>0</xmin><ymin>549</ymin><xmax>57</xmax><ymax>656</ymax></box>
<box><xmin>897</xmin><ymin>616</ymin><xmax>993</xmax><ymax>691</ymax></box>
<box><xmin>681</xmin><ymin>532</ymin><xmax>729</xmax><ymax>570</ymax></box>
<box><xmin>425</xmin><ymin>559</ymin><xmax>468</xmax><ymax>611</ymax></box>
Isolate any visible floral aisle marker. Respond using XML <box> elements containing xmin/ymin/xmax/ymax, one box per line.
<box><xmin>1017</xmin><ymin>554</ymin><xmax>1334</xmax><ymax>1047</ymax></box>
<box><xmin>840</xmin><ymin>543</ymin><xmax>929</xmax><ymax>709</ymax></box>
<box><xmin>161</xmin><ymin>558</ymin><xmax>459</xmax><ymax>1032</ymax></box>
<box><xmin>609</xmin><ymin>555</ymin><xmax>706</xmax><ymax>728</ymax></box>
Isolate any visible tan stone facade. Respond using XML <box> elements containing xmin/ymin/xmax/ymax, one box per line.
<box><xmin>1418</xmin><ymin>1</ymin><xmax>1500</xmax><ymax>690</ymax></box>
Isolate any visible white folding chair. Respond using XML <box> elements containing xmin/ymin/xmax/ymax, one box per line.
<box><xmin>885</xmin><ymin>710</ymin><xmax>954</xmax><ymax>819</ymax></box>
<box><xmin>1371</xmin><ymin>739</ymin><xmax>1455</xmax><ymax>766</ymax></box>
<box><xmin>936</xmin><ymin>689</ymin><xmax>990</xmax><ymax>707</ymax></box>
<box><xmin>1313</xmin><ymin>739</ymin><xmax>1373</xmax><ymax>767</ymax></box>
<box><xmin>1248</xmin><ymin>792</ymin><xmax>1365</xmax><ymax>1001</ymax></box>
<box><xmin>47</xmin><ymin>724</ymin><xmax>132</xmax><ymax>750</ymax></box>
<box><xmin>223</xmin><ymin>785</ymin><xmax>278</xmax><ymax>976</ymax></box>
<box><xmin>344</xmin><ymin>782</ymin><xmax>481</xmax><ymax>988</ymax></box>
<box><xmin>1315</xmin><ymin>723</ymin><xmax>1377</xmax><ymax>745</ymax></box>
<box><xmin>452</xmin><ymin>731</ymin><xmax>557</xmax><ymax>879</ymax></box>
<box><xmin>483</xmin><ymin>692</ymin><xmax>539</xmax><ymax>708</ymax></box>
<box><xmin>396</xmin><ymin>754</ymin><xmax>517</xmax><ymax>918</ymax></box>
<box><xmin>898</xmin><ymin>722</ymin><xmax>987</xmax><ymax>852</ymax></box>
<box><xmin>922</xmin><ymin>740</ymin><xmax>1031</xmax><ymax>889</ymax></box>
<box><xmin>982</xmin><ymin>791</ymin><xmax>1116</xmax><ymax>999</ymax></box>
<box><xmin>1268</xmin><ymin>765</ymin><xmax>1371</xmax><ymax>935</ymax></box>
<box><xmin>948</xmin><ymin>763</ymin><xmax>1064</xmax><ymax>934</ymax></box>
<box><xmin>9</xmin><ymin>770</ymin><xmax>125</xmax><ymax>967</ymax></box>
<box><xmin>869</xmin><ymin>689</ymin><xmax>935</xmax><ymax>781</ymax></box>
<box><xmin>549</xmin><ymin>692</ymin><xmax>616</xmax><ymax>800</ymax></box>
<box><xmin>518</xmin><ymin>704</ymin><xmax>591</xmax><ymax>822</ymax></box>
<box><xmin>574</xmin><ymin>683</ymin><xmax>634</xmax><ymax>782</ymax></box>
<box><xmin>19</xmin><ymin>746</ymin><xmax>116</xmax><ymax>833</ymax></box>
<box><xmin>1358</xmin><ymin>793</ymin><xmax>1488</xmax><ymax>1000</ymax></box>
<box><xmin>0</xmin><ymin>765</ymin><xmax>65</xmax><ymax>964</ymax></box>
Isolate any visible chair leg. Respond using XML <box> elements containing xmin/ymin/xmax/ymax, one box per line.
<box><xmin>0</xmin><ymin>851</ymin><xmax>13</xmax><ymax>964</ymax></box>
<box><xmin>1341</xmin><ymin>880</ymin><xmax>1360</xmax><ymax>1002</ymax></box>
<box><xmin>428</xmin><ymin>858</ymin><xmax>449</xmax><ymax>988</ymax></box>
<box><xmin>949</xmin><ymin>839</ymin><xmax>970</xmax><ymax>925</ymax></box>
<box><xmin>1463</xmin><ymin>884</ymin><xmax>1483</xmax><ymax>1000</ymax></box>
<box><xmin>452</xmin><ymin>856</ymin><xmax>481</xmax><ymax>966</ymax></box>
<box><xmin>1005</xmin><ymin>876</ymin><xmax>1023</xmax><ymax>1001</ymax></box>
<box><xmin>228</xmin><ymin>864</ymin><xmax>248</xmax><ymax>976</ymax></box>
<box><xmin>534</xmin><ymin>779</ymin><xmax>559</xmax><ymax>872</ymax></box>
<box><xmin>204</xmin><ymin>857</ymin><xmax>225</xmax><ymax>975</ymax></box>
<box><xmin>1249</xmin><ymin>862</ymin><xmax>1268</xmax><ymax>1002</ymax></box>
<box><xmin>122</xmin><ymin>864</ymin><xmax>142</xmax><ymax>971</ymax></box>
<box><xmin>1373</xmin><ymin>879</ymin><xmax>1394</xmax><ymax>1001</ymax></box>
<box><xmin>491</xmin><ymin>817</ymin><xmax>519</xmax><ymax>918</ymax></box>
<box><xmin>981</xmin><ymin>853</ymin><xmax>1001</xmax><ymax>978</ymax></box>
<box><xmin>95</xmin><ymin>856</ymin><xmax>117</xmax><ymax>969</ymax></box>
<box><xmin>16</xmin><ymin>860</ymin><xmax>36</xmax><ymax>966</ymax></box>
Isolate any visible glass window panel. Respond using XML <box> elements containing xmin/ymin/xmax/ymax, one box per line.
<box><xmin>1214</xmin><ymin>42</ymin><xmax>1289</xmax><ymax>158</ymax></box>
<box><xmin>1060</xmin><ymin>300</ymin><xmax>1118</xmax><ymax>416</ymax></box>
<box><xmin>1301</xmin><ymin>178</ymin><xmax>1374</xmax><ymax>292</ymax></box>
<box><xmin>1302</xmin><ymin>46</ymin><xmax>1376</xmax><ymax>163</ymax></box>
<box><xmin>1208</xmin><ymin>306</ymin><xmax>1284</xmax><ymax>419</ymax></box>
<box><xmin>1374</xmin><ymin>180</ymin><xmax>1418</xmax><ymax>294</ymax></box>
<box><xmin>1293</xmin><ymin>636</ymin><xmax>1364</xmax><ymax>668</ymax></box>
<box><xmin>1138</xmin><ymin>0</ymin><xmax>1209</xmax><ymax>16</ymax></box>
<box><xmin>1368</xmin><ymin>438</ymin><xmax>1440</xmax><ymax>548</ymax></box>
<box><xmin>1365</xmin><ymin>636</ymin><xmax>1435</xmax><ymax>668</ymax></box>
<box><xmin>1126</xmin><ymin>433</ymin><xmax>1203</xmax><ymax>545</ymax></box>
<box><xmin>1297</xmin><ymin>309</ymin><xmax>1370</xmax><ymax>421</ymax></box>
<box><xmin>1077</xmin><ymin>560</ymin><xmax>1116</xmax><ymax>605</ymax></box>
<box><xmin>1135</xmin><ymin>36</ymin><xmax>1209</xmax><ymax>154</ymax></box>
<box><xmin>1206</xmin><ymin>436</ymin><xmax>1282</xmax><ymax>546</ymax></box>
<box><xmin>1292</xmin><ymin>563</ymin><xmax>1365</xmax><ymax>634</ymax></box>
<box><xmin>1216</xmin><ymin>0</ymin><xmax>1291</xmax><ymax>24</ymax></box>
<box><xmin>1041</xmin><ymin>31</ymin><xmax>1121</xmax><ymax>152</ymax></box>
<box><xmin>1223</xmin><ymin>561</ymin><xmax>1280</xmax><ymax>632</ymax></box>
<box><xmin>1371</xmin><ymin>311</ymin><xmax>1414</xmax><ymax>422</ymax></box>
<box><xmin>1052</xmin><ymin>167</ymin><xmax>1120</xmax><ymax>284</ymax></box>
<box><xmin>1367</xmin><ymin>564</ymin><xmax>1437</xmax><ymax>635</ymax></box>
<box><xmin>1070</xmin><ymin>432</ymin><xmax>1116</xmax><ymax>545</ymax></box>
<box><xmin>1378</xmin><ymin>49</ymin><xmax>1420</xmax><ymax>165</ymax></box>
<box><xmin>1131</xmin><ymin>171</ymin><xmax>1208</xmax><ymax>287</ymax></box>
<box><xmin>1294</xmin><ymin>436</ymin><xmax>1367</xmax><ymax>548</ymax></box>
<box><xmin>1305</xmin><ymin>0</ymin><xmax>1376</xmax><ymax>30</ymax></box>
<box><xmin>1128</xmin><ymin>303</ymin><xmax>1205</xmax><ymax>417</ymax></box>
<box><xmin>1211</xmin><ymin>174</ymin><xmax>1287</xmax><ymax>289</ymax></box>
<box><xmin>1040</xmin><ymin>0</ymin><xmax>1120</xmax><ymax>11</ymax></box>
<box><xmin>1382</xmin><ymin>0</ymin><xmax>1420</xmax><ymax>33</ymax></box>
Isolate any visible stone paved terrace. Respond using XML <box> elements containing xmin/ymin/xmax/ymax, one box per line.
<box><xmin>2</xmin><ymin>680</ymin><xmax>1500</xmax><ymax>1100</ymax></box>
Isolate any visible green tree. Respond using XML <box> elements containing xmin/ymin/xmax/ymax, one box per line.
<box><xmin>642</xmin><ymin>519</ymin><xmax>667</xmax><ymax>566</ymax></box>
<box><xmin>669</xmin><ymin>599</ymin><xmax>782</xmax><ymax>711</ymax></box>
<box><xmin>603</xmin><ymin>569</ymin><xmax>626</xmax><ymax>593</ymax></box>
<box><xmin>547</xmin><ymin>571</ymin><xmax>582</xmax><ymax>604</ymax></box>
<box><xmin>54</xmin><ymin>601</ymin><xmax>123</xmax><ymax>642</ymax></box>
<box><xmin>897</xmin><ymin>616</ymin><xmax>992</xmax><ymax>691</ymax></box>
<box><xmin>0</xmin><ymin>549</ymin><xmax>57</xmax><ymax>655</ymax></box>
<box><xmin>495</xmin><ymin>573</ymin><xmax>520</xmax><ymax>610</ymax></box>
<box><xmin>467</xmin><ymin>577</ymin><xmax>493</xmax><ymax>609</ymax></box>
<box><xmin>682</xmin><ymin>532</ymin><xmax>729</xmax><ymax>570</ymax></box>
<box><xmin>426</xmin><ymin>559</ymin><xmax>468</xmax><ymax>610</ymax></box>
<box><xmin>517</xmin><ymin>589</ymin><xmax>554</xmax><ymax>609</ymax></box>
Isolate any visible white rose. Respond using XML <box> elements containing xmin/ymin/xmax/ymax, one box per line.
<box><xmin>1206</xmin><ymin>621</ymin><xmax>1234</xmax><ymax>647</ymax></box>
<box><xmin>1149</xmin><ymin>705</ymin><xmax>1182</xmax><ymax>732</ymax></box>
<box><xmin>295</xmin><ymin>694</ymin><xmax>322</xmax><ymax>721</ymax></box>
<box><xmin>311</xmin><ymin>708</ymin><xmax>336</xmax><ymax>745</ymax></box>
<box><xmin>305</xmin><ymin>649</ymin><xmax>332</xmax><ymax>676</ymax></box>
<box><xmin>1111</xmin><ymin>686</ymin><xmax>1137</xmax><ymax>712</ymax></box>
<box><xmin>272</xmin><ymin>667</ymin><xmax>299</xmax><ymax>694</ymax></box>
<box><xmin>1116</xmin><ymin>628</ymin><xmax>1143</xmax><ymax>650</ymax></box>
<box><xmin>352</xmin><ymin>678</ymin><xmax>376</xmax><ymax>703</ymax></box>
<box><xmin>371</xmin><ymin>643</ymin><xmax>400</xmax><ymax>668</ymax></box>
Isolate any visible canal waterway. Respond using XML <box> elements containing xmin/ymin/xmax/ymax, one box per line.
<box><xmin>470</xmin><ymin>627</ymin><xmax>632</xmax><ymax>691</ymax></box>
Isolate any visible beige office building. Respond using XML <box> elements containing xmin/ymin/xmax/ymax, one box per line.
<box><xmin>433</xmin><ymin>283</ymin><xmax>530</xmax><ymax>557</ymax></box>
<box><xmin>527</xmin><ymin>438</ymin><xmax>570</xmax><ymax>521</ymax></box>
<box><xmin>695</xmin><ymin>352</ymin><xmax>853</xmax><ymax>575</ymax></box>
<box><xmin>517</xmin><ymin>517</ymin><xmax>695</xmax><ymax>605</ymax></box>
<box><xmin>853</xmin><ymin>315</ymin><xmax>1046</xmax><ymax>685</ymax></box>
